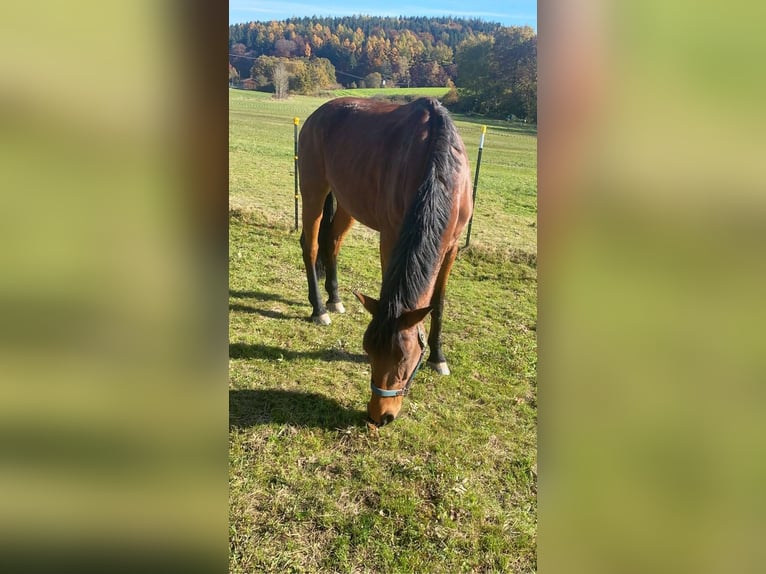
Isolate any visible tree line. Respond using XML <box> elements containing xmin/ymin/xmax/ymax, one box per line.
<box><xmin>229</xmin><ymin>16</ymin><xmax>536</xmax><ymax>121</ymax></box>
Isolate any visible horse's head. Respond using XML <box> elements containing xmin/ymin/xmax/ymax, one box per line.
<box><xmin>354</xmin><ymin>292</ymin><xmax>432</xmax><ymax>427</ymax></box>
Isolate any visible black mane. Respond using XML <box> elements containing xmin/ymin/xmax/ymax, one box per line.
<box><xmin>366</xmin><ymin>98</ymin><xmax>461</xmax><ymax>351</ymax></box>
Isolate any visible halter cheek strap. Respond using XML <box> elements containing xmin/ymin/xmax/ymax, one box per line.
<box><xmin>370</xmin><ymin>325</ymin><xmax>427</xmax><ymax>398</ymax></box>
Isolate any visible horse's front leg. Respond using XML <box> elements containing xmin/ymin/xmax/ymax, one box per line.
<box><xmin>427</xmin><ymin>245</ymin><xmax>459</xmax><ymax>375</ymax></box>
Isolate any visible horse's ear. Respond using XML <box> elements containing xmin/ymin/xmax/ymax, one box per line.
<box><xmin>397</xmin><ymin>307</ymin><xmax>432</xmax><ymax>330</ymax></box>
<box><xmin>353</xmin><ymin>292</ymin><xmax>379</xmax><ymax>316</ymax></box>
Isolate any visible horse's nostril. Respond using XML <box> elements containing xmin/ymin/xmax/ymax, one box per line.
<box><xmin>380</xmin><ymin>413</ymin><xmax>396</xmax><ymax>426</ymax></box>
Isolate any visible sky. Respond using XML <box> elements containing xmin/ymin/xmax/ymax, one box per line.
<box><xmin>229</xmin><ymin>1</ymin><xmax>537</xmax><ymax>30</ymax></box>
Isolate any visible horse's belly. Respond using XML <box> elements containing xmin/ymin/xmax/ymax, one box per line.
<box><xmin>327</xmin><ymin>180</ymin><xmax>385</xmax><ymax>232</ymax></box>
<box><xmin>347</xmin><ymin>209</ymin><xmax>381</xmax><ymax>231</ymax></box>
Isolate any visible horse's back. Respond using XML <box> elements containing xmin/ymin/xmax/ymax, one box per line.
<box><xmin>299</xmin><ymin>97</ymin><xmax>471</xmax><ymax>233</ymax></box>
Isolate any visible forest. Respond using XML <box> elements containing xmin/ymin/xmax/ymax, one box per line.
<box><xmin>229</xmin><ymin>16</ymin><xmax>536</xmax><ymax>121</ymax></box>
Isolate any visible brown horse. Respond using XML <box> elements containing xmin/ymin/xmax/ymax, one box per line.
<box><xmin>298</xmin><ymin>96</ymin><xmax>473</xmax><ymax>426</ymax></box>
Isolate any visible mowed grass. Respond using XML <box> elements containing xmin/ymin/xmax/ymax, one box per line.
<box><xmin>229</xmin><ymin>88</ymin><xmax>537</xmax><ymax>573</ymax></box>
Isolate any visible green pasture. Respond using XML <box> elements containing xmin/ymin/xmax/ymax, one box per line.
<box><xmin>229</xmin><ymin>88</ymin><xmax>537</xmax><ymax>573</ymax></box>
<box><xmin>327</xmin><ymin>86</ymin><xmax>452</xmax><ymax>98</ymax></box>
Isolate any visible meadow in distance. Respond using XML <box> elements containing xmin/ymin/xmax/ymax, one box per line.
<box><xmin>229</xmin><ymin>87</ymin><xmax>537</xmax><ymax>573</ymax></box>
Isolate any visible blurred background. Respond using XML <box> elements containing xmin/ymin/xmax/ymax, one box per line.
<box><xmin>539</xmin><ymin>1</ymin><xmax>766</xmax><ymax>572</ymax></box>
<box><xmin>0</xmin><ymin>1</ymin><xmax>227</xmax><ymax>572</ymax></box>
<box><xmin>0</xmin><ymin>0</ymin><xmax>764</xmax><ymax>572</ymax></box>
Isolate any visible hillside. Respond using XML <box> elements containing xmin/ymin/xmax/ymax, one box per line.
<box><xmin>229</xmin><ymin>16</ymin><xmax>537</xmax><ymax>121</ymax></box>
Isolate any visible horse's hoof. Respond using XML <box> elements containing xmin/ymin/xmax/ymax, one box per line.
<box><xmin>428</xmin><ymin>361</ymin><xmax>450</xmax><ymax>375</ymax></box>
<box><xmin>312</xmin><ymin>313</ymin><xmax>331</xmax><ymax>325</ymax></box>
<box><xmin>327</xmin><ymin>301</ymin><xmax>346</xmax><ymax>314</ymax></box>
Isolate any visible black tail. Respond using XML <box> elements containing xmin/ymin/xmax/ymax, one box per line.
<box><xmin>315</xmin><ymin>192</ymin><xmax>334</xmax><ymax>279</ymax></box>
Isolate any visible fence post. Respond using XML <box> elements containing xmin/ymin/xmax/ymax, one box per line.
<box><xmin>464</xmin><ymin>125</ymin><xmax>486</xmax><ymax>248</ymax></box>
<box><xmin>294</xmin><ymin>117</ymin><xmax>300</xmax><ymax>231</ymax></box>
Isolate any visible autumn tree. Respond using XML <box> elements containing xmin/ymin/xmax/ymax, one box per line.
<box><xmin>274</xmin><ymin>38</ymin><xmax>297</xmax><ymax>57</ymax></box>
<box><xmin>410</xmin><ymin>60</ymin><xmax>449</xmax><ymax>87</ymax></box>
<box><xmin>229</xmin><ymin>17</ymin><xmax>534</xmax><ymax>102</ymax></box>
<box><xmin>249</xmin><ymin>55</ymin><xmax>337</xmax><ymax>95</ymax></box>
<box><xmin>453</xmin><ymin>27</ymin><xmax>537</xmax><ymax>121</ymax></box>
<box><xmin>230</xmin><ymin>16</ymin><xmax>501</xmax><ymax>88</ymax></box>
<box><xmin>230</xmin><ymin>42</ymin><xmax>254</xmax><ymax>79</ymax></box>
<box><xmin>229</xmin><ymin>63</ymin><xmax>239</xmax><ymax>85</ymax></box>
<box><xmin>292</xmin><ymin>58</ymin><xmax>337</xmax><ymax>94</ymax></box>
<box><xmin>491</xmin><ymin>27</ymin><xmax>536</xmax><ymax>120</ymax></box>
<box><xmin>364</xmin><ymin>72</ymin><xmax>382</xmax><ymax>89</ymax></box>
<box><xmin>455</xmin><ymin>35</ymin><xmax>493</xmax><ymax>95</ymax></box>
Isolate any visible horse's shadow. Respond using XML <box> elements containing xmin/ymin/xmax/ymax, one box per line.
<box><xmin>229</xmin><ymin>289</ymin><xmax>302</xmax><ymax>305</ymax></box>
<box><xmin>229</xmin><ymin>303</ymin><xmax>296</xmax><ymax>320</ymax></box>
<box><xmin>229</xmin><ymin>342</ymin><xmax>366</xmax><ymax>363</ymax></box>
<box><xmin>229</xmin><ymin>288</ymin><xmax>368</xmax><ymax>429</ymax></box>
<box><xmin>229</xmin><ymin>289</ymin><xmax>305</xmax><ymax>320</ymax></box>
<box><xmin>229</xmin><ymin>389</ymin><xmax>366</xmax><ymax>430</ymax></box>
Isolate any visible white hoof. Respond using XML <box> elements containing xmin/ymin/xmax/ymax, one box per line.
<box><xmin>327</xmin><ymin>301</ymin><xmax>346</xmax><ymax>314</ymax></box>
<box><xmin>312</xmin><ymin>313</ymin><xmax>331</xmax><ymax>325</ymax></box>
<box><xmin>428</xmin><ymin>361</ymin><xmax>450</xmax><ymax>375</ymax></box>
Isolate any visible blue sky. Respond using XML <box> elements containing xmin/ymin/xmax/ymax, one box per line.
<box><xmin>229</xmin><ymin>1</ymin><xmax>537</xmax><ymax>29</ymax></box>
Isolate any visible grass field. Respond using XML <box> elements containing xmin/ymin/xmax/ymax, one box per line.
<box><xmin>327</xmin><ymin>87</ymin><xmax>452</xmax><ymax>98</ymax></box>
<box><xmin>229</xmin><ymin>88</ymin><xmax>537</xmax><ymax>573</ymax></box>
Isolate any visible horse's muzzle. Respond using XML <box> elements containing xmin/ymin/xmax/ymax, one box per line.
<box><xmin>367</xmin><ymin>413</ymin><xmax>396</xmax><ymax>427</ymax></box>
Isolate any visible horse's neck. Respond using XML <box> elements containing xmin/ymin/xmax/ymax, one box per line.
<box><xmin>379</xmin><ymin>260</ymin><xmax>439</xmax><ymax>318</ymax></box>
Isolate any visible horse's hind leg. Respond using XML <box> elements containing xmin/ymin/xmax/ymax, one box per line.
<box><xmin>300</xmin><ymin>186</ymin><xmax>331</xmax><ymax>325</ymax></box>
<box><xmin>320</xmin><ymin>205</ymin><xmax>355</xmax><ymax>313</ymax></box>
<box><xmin>427</xmin><ymin>244</ymin><xmax>459</xmax><ymax>375</ymax></box>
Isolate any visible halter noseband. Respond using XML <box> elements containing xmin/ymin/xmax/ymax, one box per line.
<box><xmin>369</xmin><ymin>325</ymin><xmax>427</xmax><ymax>398</ymax></box>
